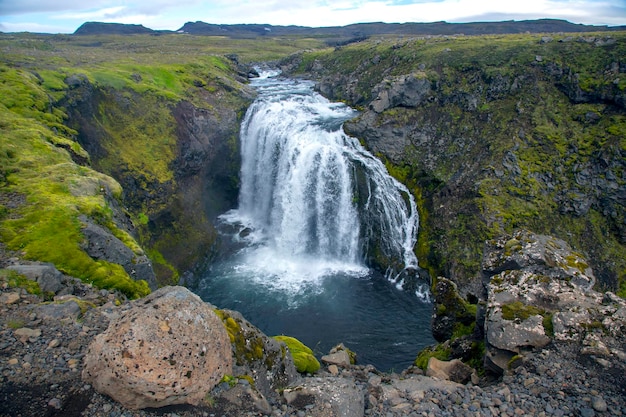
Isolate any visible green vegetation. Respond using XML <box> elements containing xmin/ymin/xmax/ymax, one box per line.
<box><xmin>0</xmin><ymin>66</ymin><xmax>149</xmax><ymax>298</ymax></box>
<box><xmin>214</xmin><ymin>309</ymin><xmax>267</xmax><ymax>366</ymax></box>
<box><xmin>0</xmin><ymin>269</ymin><xmax>41</xmax><ymax>295</ymax></box>
<box><xmin>273</xmin><ymin>335</ymin><xmax>320</xmax><ymax>374</ymax></box>
<box><xmin>501</xmin><ymin>301</ymin><xmax>543</xmax><ymax>321</ymax></box>
<box><xmin>501</xmin><ymin>301</ymin><xmax>555</xmax><ymax>337</ymax></box>
<box><xmin>414</xmin><ymin>343</ymin><xmax>451</xmax><ymax>370</ymax></box>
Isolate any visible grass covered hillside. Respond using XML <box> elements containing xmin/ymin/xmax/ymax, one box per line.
<box><xmin>288</xmin><ymin>32</ymin><xmax>626</xmax><ymax>297</ymax></box>
<box><xmin>0</xmin><ymin>32</ymin><xmax>326</xmax><ymax>292</ymax></box>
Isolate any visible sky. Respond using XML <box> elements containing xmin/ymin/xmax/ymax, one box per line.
<box><xmin>0</xmin><ymin>0</ymin><xmax>625</xmax><ymax>34</ymax></box>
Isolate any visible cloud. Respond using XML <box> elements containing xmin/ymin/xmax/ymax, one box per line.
<box><xmin>0</xmin><ymin>0</ymin><xmax>111</xmax><ymax>15</ymax></box>
<box><xmin>55</xmin><ymin>6</ymin><xmax>127</xmax><ymax>21</ymax></box>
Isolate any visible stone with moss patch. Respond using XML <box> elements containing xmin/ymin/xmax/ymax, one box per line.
<box><xmin>273</xmin><ymin>335</ymin><xmax>320</xmax><ymax>374</ymax></box>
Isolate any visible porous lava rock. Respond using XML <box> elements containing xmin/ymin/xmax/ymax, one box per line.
<box><xmin>82</xmin><ymin>286</ymin><xmax>232</xmax><ymax>409</ymax></box>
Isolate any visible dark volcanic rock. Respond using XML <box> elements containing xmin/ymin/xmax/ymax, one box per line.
<box><xmin>80</xmin><ymin>217</ymin><xmax>157</xmax><ymax>290</ymax></box>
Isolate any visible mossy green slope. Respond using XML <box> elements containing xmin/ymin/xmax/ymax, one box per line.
<box><xmin>0</xmin><ymin>65</ymin><xmax>149</xmax><ymax>298</ymax></box>
<box><xmin>291</xmin><ymin>32</ymin><xmax>626</xmax><ymax>295</ymax></box>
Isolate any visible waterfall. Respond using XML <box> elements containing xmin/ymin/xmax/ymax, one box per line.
<box><xmin>199</xmin><ymin>71</ymin><xmax>435</xmax><ymax>370</ymax></box>
<box><xmin>221</xmin><ymin>71</ymin><xmax>421</xmax><ymax>293</ymax></box>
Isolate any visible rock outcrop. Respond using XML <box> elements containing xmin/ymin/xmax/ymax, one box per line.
<box><xmin>80</xmin><ymin>218</ymin><xmax>157</xmax><ymax>290</ymax></box>
<box><xmin>283</xmin><ymin>377</ymin><xmax>364</xmax><ymax>417</ymax></box>
<box><xmin>483</xmin><ymin>230</ymin><xmax>626</xmax><ymax>373</ymax></box>
<box><xmin>216</xmin><ymin>309</ymin><xmax>300</xmax><ymax>400</ymax></box>
<box><xmin>6</xmin><ymin>263</ymin><xmax>63</xmax><ymax>294</ymax></box>
<box><xmin>82</xmin><ymin>286</ymin><xmax>232</xmax><ymax>409</ymax></box>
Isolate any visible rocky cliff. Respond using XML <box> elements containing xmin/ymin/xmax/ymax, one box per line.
<box><xmin>284</xmin><ymin>32</ymin><xmax>626</xmax><ymax>299</ymax></box>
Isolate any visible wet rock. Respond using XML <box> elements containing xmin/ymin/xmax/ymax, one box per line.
<box><xmin>82</xmin><ymin>286</ymin><xmax>232</xmax><ymax>409</ymax></box>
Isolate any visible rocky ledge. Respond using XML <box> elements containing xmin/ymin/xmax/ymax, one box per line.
<box><xmin>1</xmin><ymin>229</ymin><xmax>625</xmax><ymax>417</ymax></box>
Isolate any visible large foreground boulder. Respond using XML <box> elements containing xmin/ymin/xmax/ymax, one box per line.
<box><xmin>82</xmin><ymin>286</ymin><xmax>232</xmax><ymax>409</ymax></box>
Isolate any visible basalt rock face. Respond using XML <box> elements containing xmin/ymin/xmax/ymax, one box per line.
<box><xmin>286</xmin><ymin>33</ymin><xmax>626</xmax><ymax>296</ymax></box>
<box><xmin>82</xmin><ymin>286</ymin><xmax>232</xmax><ymax>409</ymax></box>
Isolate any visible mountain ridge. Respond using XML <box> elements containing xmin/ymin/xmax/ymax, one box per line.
<box><xmin>74</xmin><ymin>18</ymin><xmax>626</xmax><ymax>39</ymax></box>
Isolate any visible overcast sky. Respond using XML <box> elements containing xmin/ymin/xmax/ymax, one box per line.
<box><xmin>1</xmin><ymin>0</ymin><xmax>625</xmax><ymax>34</ymax></box>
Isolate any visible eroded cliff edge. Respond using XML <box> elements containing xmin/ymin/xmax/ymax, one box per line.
<box><xmin>282</xmin><ymin>32</ymin><xmax>626</xmax><ymax>299</ymax></box>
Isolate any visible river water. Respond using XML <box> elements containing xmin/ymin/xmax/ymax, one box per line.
<box><xmin>196</xmin><ymin>71</ymin><xmax>434</xmax><ymax>371</ymax></box>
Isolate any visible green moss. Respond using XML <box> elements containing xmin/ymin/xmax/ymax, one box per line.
<box><xmin>7</xmin><ymin>319</ymin><xmax>26</xmax><ymax>329</ymax></box>
<box><xmin>542</xmin><ymin>313</ymin><xmax>555</xmax><ymax>337</ymax></box>
<box><xmin>0</xmin><ymin>67</ymin><xmax>150</xmax><ymax>299</ymax></box>
<box><xmin>146</xmin><ymin>249</ymin><xmax>179</xmax><ymax>285</ymax></box>
<box><xmin>0</xmin><ymin>269</ymin><xmax>41</xmax><ymax>295</ymax></box>
<box><xmin>467</xmin><ymin>341</ymin><xmax>486</xmax><ymax>375</ymax></box>
<box><xmin>215</xmin><ymin>309</ymin><xmax>267</xmax><ymax>366</ymax></box>
<box><xmin>273</xmin><ymin>335</ymin><xmax>320</xmax><ymax>374</ymax></box>
<box><xmin>414</xmin><ymin>344</ymin><xmax>451</xmax><ymax>370</ymax></box>
<box><xmin>220</xmin><ymin>374</ymin><xmax>238</xmax><ymax>387</ymax></box>
<box><xmin>501</xmin><ymin>301</ymin><xmax>543</xmax><ymax>321</ymax></box>
<box><xmin>451</xmin><ymin>321</ymin><xmax>476</xmax><ymax>340</ymax></box>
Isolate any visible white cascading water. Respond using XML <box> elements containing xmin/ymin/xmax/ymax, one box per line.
<box><xmin>199</xmin><ymin>71</ymin><xmax>434</xmax><ymax>371</ymax></box>
<box><xmin>222</xmin><ymin>70</ymin><xmax>421</xmax><ymax>292</ymax></box>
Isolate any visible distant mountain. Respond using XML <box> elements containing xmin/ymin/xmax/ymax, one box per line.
<box><xmin>74</xmin><ymin>22</ymin><xmax>159</xmax><ymax>35</ymax></box>
<box><xmin>177</xmin><ymin>19</ymin><xmax>626</xmax><ymax>38</ymax></box>
<box><xmin>74</xmin><ymin>19</ymin><xmax>626</xmax><ymax>39</ymax></box>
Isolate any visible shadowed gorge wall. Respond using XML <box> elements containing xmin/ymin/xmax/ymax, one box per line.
<box><xmin>61</xmin><ymin>69</ymin><xmax>254</xmax><ymax>285</ymax></box>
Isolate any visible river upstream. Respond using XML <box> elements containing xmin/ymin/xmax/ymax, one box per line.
<box><xmin>196</xmin><ymin>71</ymin><xmax>434</xmax><ymax>371</ymax></box>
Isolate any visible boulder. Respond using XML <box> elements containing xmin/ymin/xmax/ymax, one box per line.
<box><xmin>426</xmin><ymin>357</ymin><xmax>474</xmax><ymax>384</ymax></box>
<box><xmin>216</xmin><ymin>309</ymin><xmax>300</xmax><ymax>400</ymax></box>
<box><xmin>80</xmin><ymin>218</ymin><xmax>157</xmax><ymax>290</ymax></box>
<box><xmin>7</xmin><ymin>263</ymin><xmax>63</xmax><ymax>294</ymax></box>
<box><xmin>483</xmin><ymin>230</ymin><xmax>626</xmax><ymax>361</ymax></box>
<box><xmin>36</xmin><ymin>300</ymin><xmax>82</xmax><ymax>321</ymax></box>
<box><xmin>82</xmin><ymin>286</ymin><xmax>232</xmax><ymax>409</ymax></box>
<box><xmin>321</xmin><ymin>351</ymin><xmax>351</xmax><ymax>367</ymax></box>
<box><xmin>485</xmin><ymin>304</ymin><xmax>551</xmax><ymax>351</ymax></box>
